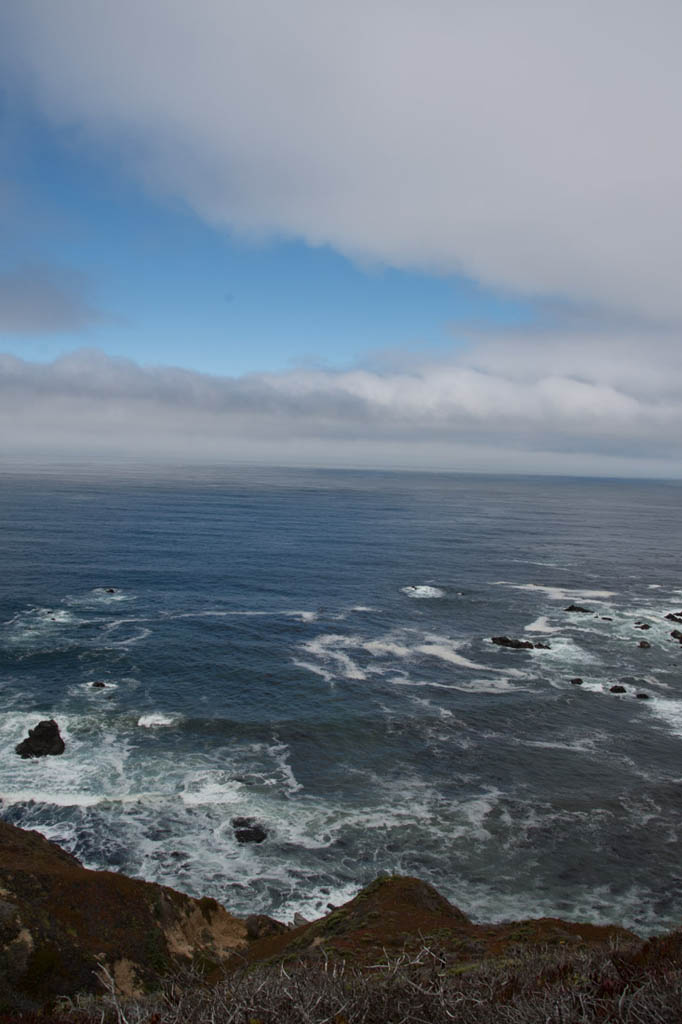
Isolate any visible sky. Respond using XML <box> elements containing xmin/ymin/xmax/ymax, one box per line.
<box><xmin>0</xmin><ymin>0</ymin><xmax>681</xmax><ymax>476</ymax></box>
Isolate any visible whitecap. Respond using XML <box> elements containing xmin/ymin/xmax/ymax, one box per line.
<box><xmin>401</xmin><ymin>585</ymin><xmax>445</xmax><ymax>598</ymax></box>
<box><xmin>285</xmin><ymin>610</ymin><xmax>318</xmax><ymax>623</ymax></box>
<box><xmin>137</xmin><ymin>713</ymin><xmax>177</xmax><ymax>728</ymax></box>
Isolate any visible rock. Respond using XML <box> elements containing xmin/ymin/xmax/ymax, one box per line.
<box><xmin>671</xmin><ymin>629</ymin><xmax>682</xmax><ymax>641</ymax></box>
<box><xmin>601</xmin><ymin>616</ymin><xmax>613</xmax><ymax>621</ymax></box>
<box><xmin>665</xmin><ymin>612</ymin><xmax>682</xmax><ymax>622</ymax></box>
<box><xmin>245</xmin><ymin>914</ymin><xmax>288</xmax><ymax>940</ymax></box>
<box><xmin>293</xmin><ymin>912</ymin><xmax>310</xmax><ymax>928</ymax></box>
<box><xmin>570</xmin><ymin>677</ymin><xmax>583</xmax><ymax>685</ymax></box>
<box><xmin>636</xmin><ymin>692</ymin><xmax>650</xmax><ymax>700</ymax></box>
<box><xmin>638</xmin><ymin>640</ymin><xmax>651</xmax><ymax>649</ymax></box>
<box><xmin>91</xmin><ymin>681</ymin><xmax>107</xmax><ymax>688</ymax></box>
<box><xmin>565</xmin><ymin>604</ymin><xmax>592</xmax><ymax>613</ymax></box>
<box><xmin>634</xmin><ymin>623</ymin><xmax>651</xmax><ymax>630</ymax></box>
<box><xmin>15</xmin><ymin>720</ymin><xmax>65</xmax><ymax>759</ymax></box>
<box><xmin>533</xmin><ymin>641</ymin><xmax>551</xmax><ymax>649</ymax></box>
<box><xmin>232</xmin><ymin>817</ymin><xmax>267</xmax><ymax>844</ymax></box>
<box><xmin>610</xmin><ymin>685</ymin><xmax>627</xmax><ymax>694</ymax></box>
<box><xmin>491</xmin><ymin>636</ymin><xmax>534</xmax><ymax>649</ymax></box>
<box><xmin>105</xmin><ymin>588</ymin><xmax>116</xmax><ymax>594</ymax></box>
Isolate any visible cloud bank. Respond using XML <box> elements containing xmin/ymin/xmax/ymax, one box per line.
<box><xmin>1</xmin><ymin>0</ymin><xmax>681</xmax><ymax>322</ymax></box>
<box><xmin>2</xmin><ymin>339</ymin><xmax>680</xmax><ymax>476</ymax></box>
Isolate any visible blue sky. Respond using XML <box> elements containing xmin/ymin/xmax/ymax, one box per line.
<box><xmin>3</xmin><ymin>105</ymin><xmax>533</xmax><ymax>377</ymax></box>
<box><xmin>1</xmin><ymin>1</ymin><xmax>681</xmax><ymax>475</ymax></box>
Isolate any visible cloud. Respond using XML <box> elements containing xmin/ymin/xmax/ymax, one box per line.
<box><xmin>1</xmin><ymin>1</ymin><xmax>681</xmax><ymax>322</ymax></box>
<box><xmin>1</xmin><ymin>338</ymin><xmax>680</xmax><ymax>476</ymax></box>
<box><xmin>0</xmin><ymin>265</ymin><xmax>102</xmax><ymax>335</ymax></box>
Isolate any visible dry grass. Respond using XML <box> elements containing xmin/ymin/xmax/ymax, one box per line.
<box><xmin>57</xmin><ymin>938</ymin><xmax>682</xmax><ymax>1024</ymax></box>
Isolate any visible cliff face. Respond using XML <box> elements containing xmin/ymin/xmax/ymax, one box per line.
<box><xmin>0</xmin><ymin>820</ymin><xmax>246</xmax><ymax>1010</ymax></box>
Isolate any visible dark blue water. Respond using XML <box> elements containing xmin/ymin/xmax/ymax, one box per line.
<box><xmin>1</xmin><ymin>465</ymin><xmax>682</xmax><ymax>933</ymax></box>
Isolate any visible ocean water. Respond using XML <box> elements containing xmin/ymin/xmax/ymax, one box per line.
<box><xmin>1</xmin><ymin>465</ymin><xmax>682</xmax><ymax>935</ymax></box>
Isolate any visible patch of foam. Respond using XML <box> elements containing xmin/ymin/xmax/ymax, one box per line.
<box><xmin>180</xmin><ymin>771</ymin><xmax>245</xmax><ymax>806</ymax></box>
<box><xmin>645</xmin><ymin>698</ymin><xmax>682</xmax><ymax>738</ymax></box>
<box><xmin>137</xmin><ymin>713</ymin><xmax>177</xmax><ymax>728</ymax></box>
<box><xmin>351</xmin><ymin>606</ymin><xmax>377</xmax><ymax>613</ymax></box>
<box><xmin>415</xmin><ymin>637</ymin><xmax>489</xmax><ymax>670</ymax></box>
<box><xmin>300</xmin><ymin>634</ymin><xmax>367</xmax><ymax>680</ymax></box>
<box><xmin>392</xmin><ymin>676</ymin><xmax>522</xmax><ymax>694</ymax></box>
<box><xmin>401</xmin><ymin>585</ymin><xmax>446</xmax><ymax>599</ymax></box>
<box><xmin>363</xmin><ymin>639</ymin><xmax>411</xmax><ymax>658</ymax></box>
<box><xmin>108</xmin><ymin>627</ymin><xmax>152</xmax><ymax>647</ymax></box>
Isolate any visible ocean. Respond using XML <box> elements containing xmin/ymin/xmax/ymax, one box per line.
<box><xmin>1</xmin><ymin>465</ymin><xmax>681</xmax><ymax>935</ymax></box>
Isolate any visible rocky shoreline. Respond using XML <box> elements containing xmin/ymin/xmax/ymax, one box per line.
<box><xmin>1</xmin><ymin>818</ymin><xmax>680</xmax><ymax>1018</ymax></box>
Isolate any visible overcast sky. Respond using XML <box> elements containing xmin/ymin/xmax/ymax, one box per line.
<box><xmin>0</xmin><ymin>1</ymin><xmax>680</xmax><ymax>475</ymax></box>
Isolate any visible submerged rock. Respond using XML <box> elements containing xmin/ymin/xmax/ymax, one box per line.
<box><xmin>670</xmin><ymin>629</ymin><xmax>682</xmax><ymax>642</ymax></box>
<box><xmin>91</xmin><ymin>681</ymin><xmax>107</xmax><ymax>688</ymax></box>
<box><xmin>570</xmin><ymin>677</ymin><xmax>583</xmax><ymax>685</ymax></box>
<box><xmin>491</xmin><ymin>636</ymin><xmax>534</xmax><ymax>649</ymax></box>
<box><xmin>665</xmin><ymin>611</ymin><xmax>682</xmax><ymax>622</ymax></box>
<box><xmin>232</xmin><ymin>817</ymin><xmax>267</xmax><ymax>844</ymax></box>
<box><xmin>636</xmin><ymin>692</ymin><xmax>650</xmax><ymax>700</ymax></box>
<box><xmin>533</xmin><ymin>641</ymin><xmax>551</xmax><ymax>649</ymax></box>
<box><xmin>638</xmin><ymin>640</ymin><xmax>651</xmax><ymax>649</ymax></box>
<box><xmin>15</xmin><ymin>719</ymin><xmax>65</xmax><ymax>758</ymax></box>
<box><xmin>634</xmin><ymin>623</ymin><xmax>650</xmax><ymax>630</ymax></box>
<box><xmin>565</xmin><ymin>604</ymin><xmax>592</xmax><ymax>613</ymax></box>
<box><xmin>610</xmin><ymin>685</ymin><xmax>627</xmax><ymax>694</ymax></box>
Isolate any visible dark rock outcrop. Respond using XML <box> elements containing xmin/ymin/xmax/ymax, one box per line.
<box><xmin>232</xmin><ymin>817</ymin><xmax>267</xmax><ymax>844</ymax></box>
<box><xmin>570</xmin><ymin>677</ymin><xmax>583</xmax><ymax>685</ymax></box>
<box><xmin>636</xmin><ymin>692</ymin><xmax>650</xmax><ymax>700</ymax></box>
<box><xmin>638</xmin><ymin>640</ymin><xmax>651</xmax><ymax>649</ymax></box>
<box><xmin>91</xmin><ymin>681</ymin><xmax>107</xmax><ymax>688</ymax></box>
<box><xmin>565</xmin><ymin>604</ymin><xmax>592</xmax><ymax>613</ymax></box>
<box><xmin>610</xmin><ymin>685</ymin><xmax>627</xmax><ymax>694</ymax></box>
<box><xmin>665</xmin><ymin>612</ymin><xmax>682</xmax><ymax>623</ymax></box>
<box><xmin>491</xmin><ymin>636</ymin><xmax>534</xmax><ymax>649</ymax></box>
<box><xmin>634</xmin><ymin>623</ymin><xmax>650</xmax><ymax>630</ymax></box>
<box><xmin>533</xmin><ymin>641</ymin><xmax>551</xmax><ymax>649</ymax></box>
<box><xmin>15</xmin><ymin>720</ymin><xmax>65</xmax><ymax>759</ymax></box>
<box><xmin>670</xmin><ymin>629</ymin><xmax>682</xmax><ymax>642</ymax></box>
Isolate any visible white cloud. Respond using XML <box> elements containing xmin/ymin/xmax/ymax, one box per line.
<box><xmin>1</xmin><ymin>1</ymin><xmax>681</xmax><ymax>320</ymax></box>
<box><xmin>1</xmin><ymin>338</ymin><xmax>680</xmax><ymax>476</ymax></box>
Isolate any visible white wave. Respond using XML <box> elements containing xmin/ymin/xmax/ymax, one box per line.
<box><xmin>524</xmin><ymin>615</ymin><xmax>562</xmax><ymax>634</ymax></box>
<box><xmin>392</xmin><ymin>676</ymin><xmax>522</xmax><ymax>694</ymax></box>
<box><xmin>401</xmin><ymin>585</ymin><xmax>445</xmax><ymax>598</ymax></box>
<box><xmin>492</xmin><ymin>582</ymin><xmax>616</xmax><ymax>602</ymax></box>
<box><xmin>647</xmin><ymin>584</ymin><xmax>662</xmax><ymax>589</ymax></box>
<box><xmin>292</xmin><ymin>659</ymin><xmax>335</xmax><ymax>684</ymax></box>
<box><xmin>286</xmin><ymin>610</ymin><xmax>318</xmax><ymax>623</ymax></box>
<box><xmin>180</xmin><ymin>771</ymin><xmax>245</xmax><ymax>806</ymax></box>
<box><xmin>300</xmin><ymin>634</ymin><xmax>367</xmax><ymax>680</ymax></box>
<box><xmin>416</xmin><ymin>640</ymin><xmax>489</xmax><ymax>670</ymax></box>
<box><xmin>644</xmin><ymin>698</ymin><xmax>682</xmax><ymax>738</ymax></box>
<box><xmin>363</xmin><ymin>639</ymin><xmax>411</xmax><ymax>658</ymax></box>
<box><xmin>351</xmin><ymin>606</ymin><xmax>377</xmax><ymax>612</ymax></box>
<box><xmin>137</xmin><ymin>713</ymin><xmax>177</xmax><ymax>728</ymax></box>
<box><xmin>268</xmin><ymin>741</ymin><xmax>303</xmax><ymax>795</ymax></box>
